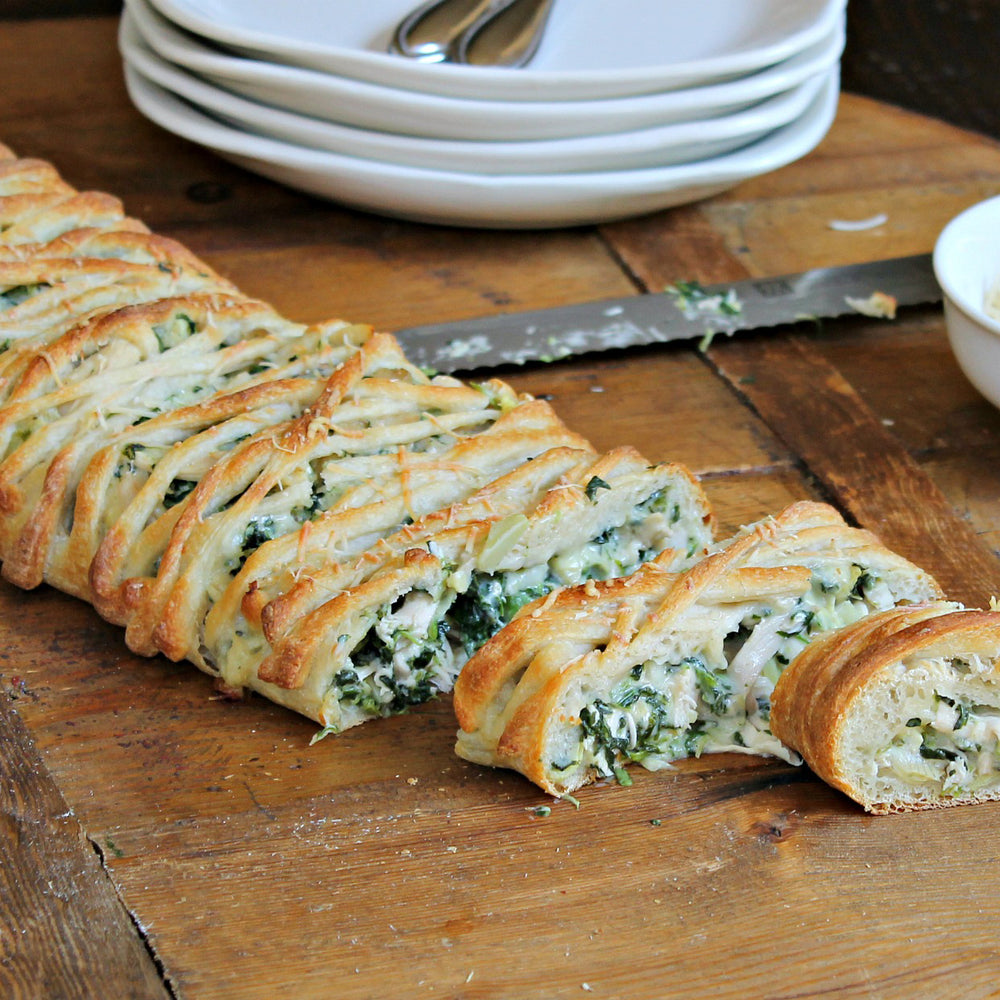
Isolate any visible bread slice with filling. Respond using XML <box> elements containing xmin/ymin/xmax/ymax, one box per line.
<box><xmin>770</xmin><ymin>601</ymin><xmax>1000</xmax><ymax>813</ymax></box>
<box><xmin>454</xmin><ymin>501</ymin><xmax>943</xmax><ymax>796</ymax></box>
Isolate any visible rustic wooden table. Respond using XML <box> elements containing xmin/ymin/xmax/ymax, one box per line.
<box><xmin>4</xmin><ymin>10</ymin><xmax>1000</xmax><ymax>1000</ymax></box>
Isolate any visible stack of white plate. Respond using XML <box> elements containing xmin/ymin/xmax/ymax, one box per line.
<box><xmin>119</xmin><ymin>0</ymin><xmax>847</xmax><ymax>227</ymax></box>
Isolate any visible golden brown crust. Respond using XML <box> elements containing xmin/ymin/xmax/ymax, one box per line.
<box><xmin>254</xmin><ymin>416</ymin><xmax>590</xmax><ymax>644</ymax></box>
<box><xmin>770</xmin><ymin>603</ymin><xmax>950</xmax><ymax>764</ymax></box>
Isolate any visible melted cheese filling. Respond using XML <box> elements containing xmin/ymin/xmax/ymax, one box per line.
<box><xmin>565</xmin><ymin>566</ymin><xmax>899</xmax><ymax>781</ymax></box>
<box><xmin>320</xmin><ymin>489</ymin><xmax>708</xmax><ymax>729</ymax></box>
<box><xmin>868</xmin><ymin>657</ymin><xmax>1000</xmax><ymax>798</ymax></box>
<box><xmin>332</xmin><ymin>587</ymin><xmax>459</xmax><ymax>720</ymax></box>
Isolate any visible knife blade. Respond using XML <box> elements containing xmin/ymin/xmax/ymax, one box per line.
<box><xmin>393</xmin><ymin>252</ymin><xmax>941</xmax><ymax>373</ymax></box>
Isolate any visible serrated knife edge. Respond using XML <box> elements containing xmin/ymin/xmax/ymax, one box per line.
<box><xmin>393</xmin><ymin>253</ymin><xmax>941</xmax><ymax>374</ymax></box>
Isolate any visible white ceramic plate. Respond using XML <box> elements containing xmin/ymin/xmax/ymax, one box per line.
<box><xmin>119</xmin><ymin>13</ymin><xmax>831</xmax><ymax>176</ymax></box>
<box><xmin>122</xmin><ymin>60</ymin><xmax>840</xmax><ymax>228</ymax></box>
<box><xmin>125</xmin><ymin>0</ymin><xmax>845</xmax><ymax>142</ymax></box>
<box><xmin>144</xmin><ymin>0</ymin><xmax>845</xmax><ymax>102</ymax></box>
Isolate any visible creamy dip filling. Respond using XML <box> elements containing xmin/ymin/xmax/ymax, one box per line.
<box><xmin>564</xmin><ymin>566</ymin><xmax>898</xmax><ymax>782</ymax></box>
<box><xmin>449</xmin><ymin>487</ymin><xmax>696</xmax><ymax>656</ymax></box>
<box><xmin>322</xmin><ymin>489</ymin><xmax>703</xmax><ymax>729</ymax></box>
<box><xmin>876</xmin><ymin>672</ymin><xmax>1000</xmax><ymax>796</ymax></box>
<box><xmin>331</xmin><ymin>588</ymin><xmax>458</xmax><ymax>721</ymax></box>
<box><xmin>0</xmin><ymin>281</ymin><xmax>50</xmax><ymax>311</ymax></box>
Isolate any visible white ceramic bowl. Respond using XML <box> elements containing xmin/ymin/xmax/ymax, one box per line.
<box><xmin>933</xmin><ymin>194</ymin><xmax>1000</xmax><ymax>409</ymax></box>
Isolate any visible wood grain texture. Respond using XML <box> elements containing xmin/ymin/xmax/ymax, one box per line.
<box><xmin>4</xmin><ymin>12</ymin><xmax>1000</xmax><ymax>1000</ymax></box>
<box><xmin>0</xmin><ymin>684</ymin><xmax>169</xmax><ymax>1000</ymax></box>
<box><xmin>706</xmin><ymin>332</ymin><xmax>1000</xmax><ymax>607</ymax></box>
<box><xmin>599</xmin><ymin>90</ymin><xmax>1000</xmax><ymax>608</ymax></box>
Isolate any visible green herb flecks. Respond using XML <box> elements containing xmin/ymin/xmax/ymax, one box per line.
<box><xmin>666</xmin><ymin>279</ymin><xmax>743</xmax><ymax>353</ymax></box>
<box><xmin>0</xmin><ymin>282</ymin><xmax>51</xmax><ymax>310</ymax></box>
<box><xmin>584</xmin><ymin>476</ymin><xmax>611</xmax><ymax>502</ymax></box>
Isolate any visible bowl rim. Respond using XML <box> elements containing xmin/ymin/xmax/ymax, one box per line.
<box><xmin>933</xmin><ymin>193</ymin><xmax>1000</xmax><ymax>339</ymax></box>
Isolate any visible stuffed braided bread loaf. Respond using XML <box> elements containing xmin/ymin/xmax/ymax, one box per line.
<box><xmin>0</xmin><ymin>143</ymin><xmax>715</xmax><ymax>734</ymax></box>
<box><xmin>454</xmin><ymin>501</ymin><xmax>943</xmax><ymax>796</ymax></box>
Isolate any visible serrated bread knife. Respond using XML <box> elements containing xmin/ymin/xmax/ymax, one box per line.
<box><xmin>393</xmin><ymin>253</ymin><xmax>940</xmax><ymax>373</ymax></box>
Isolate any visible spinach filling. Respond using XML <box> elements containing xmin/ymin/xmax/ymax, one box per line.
<box><xmin>329</xmin><ymin>590</ymin><xmax>456</xmax><ymax>722</ymax></box>
<box><xmin>448</xmin><ymin>568</ymin><xmax>552</xmax><ymax>656</ymax></box>
<box><xmin>880</xmin><ymin>688</ymin><xmax>1000</xmax><ymax>795</ymax></box>
<box><xmin>577</xmin><ymin>666</ymin><xmax>709</xmax><ymax>775</ymax></box>
<box><xmin>572</xmin><ymin>659</ymin><xmax>722</xmax><ymax>779</ymax></box>
<box><xmin>450</xmin><ymin>489</ymin><xmax>694</xmax><ymax>657</ymax></box>
<box><xmin>152</xmin><ymin>312</ymin><xmax>197</xmax><ymax>352</ymax></box>
<box><xmin>321</xmin><ymin>486</ymin><xmax>703</xmax><ymax>732</ymax></box>
<box><xmin>290</xmin><ymin>480</ymin><xmax>325</xmax><ymax>524</ymax></box>
<box><xmin>0</xmin><ymin>282</ymin><xmax>51</xmax><ymax>310</ymax></box>
<box><xmin>164</xmin><ymin>477</ymin><xmax>198</xmax><ymax>509</ymax></box>
<box><xmin>567</xmin><ymin>566</ymin><xmax>901</xmax><ymax>783</ymax></box>
<box><xmin>232</xmin><ymin>516</ymin><xmax>276</xmax><ymax>574</ymax></box>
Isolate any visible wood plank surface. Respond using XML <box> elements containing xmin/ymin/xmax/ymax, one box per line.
<box><xmin>5</xmin><ymin>13</ymin><xmax>1000</xmax><ymax>1000</ymax></box>
<box><xmin>0</xmin><ymin>648</ymin><xmax>170</xmax><ymax>1000</ymax></box>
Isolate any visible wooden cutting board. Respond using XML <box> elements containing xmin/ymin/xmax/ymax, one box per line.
<box><xmin>4</xmin><ymin>17</ymin><xmax>1000</xmax><ymax>1000</ymax></box>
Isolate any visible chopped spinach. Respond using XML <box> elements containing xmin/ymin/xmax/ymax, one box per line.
<box><xmin>235</xmin><ymin>516</ymin><xmax>276</xmax><ymax>571</ymax></box>
<box><xmin>163</xmin><ymin>477</ymin><xmax>198</xmax><ymax>509</ymax></box>
<box><xmin>938</xmin><ymin>694</ymin><xmax>970</xmax><ymax>730</ymax></box>
<box><xmin>291</xmin><ymin>481</ymin><xmax>325</xmax><ymax>524</ymax></box>
<box><xmin>448</xmin><ymin>571</ymin><xmax>550</xmax><ymax>655</ymax></box>
<box><xmin>850</xmin><ymin>567</ymin><xmax>876</xmax><ymax>599</ymax></box>
<box><xmin>0</xmin><ymin>282</ymin><xmax>50</xmax><ymax>309</ymax></box>
<box><xmin>116</xmin><ymin>443</ymin><xmax>147</xmax><ymax>478</ymax></box>
<box><xmin>692</xmin><ymin>658</ymin><xmax>732</xmax><ymax>714</ymax></box>
<box><xmin>152</xmin><ymin>312</ymin><xmax>197</xmax><ymax>352</ymax></box>
<box><xmin>335</xmin><ymin>603</ymin><xmax>450</xmax><ymax>716</ymax></box>
<box><xmin>584</xmin><ymin>476</ymin><xmax>611</xmax><ymax>502</ymax></box>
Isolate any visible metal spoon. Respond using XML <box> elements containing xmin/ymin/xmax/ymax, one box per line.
<box><xmin>456</xmin><ymin>0</ymin><xmax>553</xmax><ymax>68</ymax></box>
<box><xmin>389</xmin><ymin>0</ymin><xmax>553</xmax><ymax>67</ymax></box>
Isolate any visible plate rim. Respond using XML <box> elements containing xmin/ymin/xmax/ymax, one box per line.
<box><xmin>126</xmin><ymin>0</ymin><xmax>845</xmax><ymax>141</ymax></box>
<box><xmin>140</xmin><ymin>0</ymin><xmax>847</xmax><ymax>101</ymax></box>
<box><xmin>119</xmin><ymin>11</ymin><xmax>831</xmax><ymax>175</ymax></box>
<box><xmin>121</xmin><ymin>59</ymin><xmax>841</xmax><ymax>226</ymax></box>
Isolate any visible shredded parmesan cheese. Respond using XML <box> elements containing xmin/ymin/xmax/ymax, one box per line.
<box><xmin>296</xmin><ymin>519</ymin><xmax>313</xmax><ymax>567</ymax></box>
<box><xmin>845</xmin><ymin>291</ymin><xmax>897</xmax><ymax>319</ymax></box>
<box><xmin>828</xmin><ymin>212</ymin><xmax>889</xmax><ymax>231</ymax></box>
